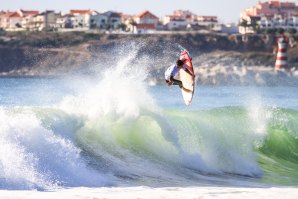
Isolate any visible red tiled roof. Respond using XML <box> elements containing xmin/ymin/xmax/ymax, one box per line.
<box><xmin>63</xmin><ymin>14</ymin><xmax>75</xmax><ymax>17</ymax></box>
<box><xmin>9</xmin><ymin>12</ymin><xmax>22</xmax><ymax>18</ymax></box>
<box><xmin>70</xmin><ymin>9</ymin><xmax>91</xmax><ymax>15</ymax></box>
<box><xmin>0</xmin><ymin>11</ymin><xmax>14</xmax><ymax>17</ymax></box>
<box><xmin>136</xmin><ymin>10</ymin><xmax>158</xmax><ymax>19</ymax></box>
<box><xmin>20</xmin><ymin>10</ymin><xmax>39</xmax><ymax>15</ymax></box>
<box><xmin>136</xmin><ymin>23</ymin><xmax>156</xmax><ymax>30</ymax></box>
<box><xmin>268</xmin><ymin>1</ymin><xmax>280</xmax><ymax>6</ymax></box>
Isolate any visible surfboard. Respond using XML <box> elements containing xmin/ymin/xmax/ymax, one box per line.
<box><xmin>178</xmin><ymin>45</ymin><xmax>195</xmax><ymax>106</ymax></box>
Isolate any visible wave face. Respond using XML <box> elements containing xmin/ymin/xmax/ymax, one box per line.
<box><xmin>1</xmin><ymin>105</ymin><xmax>298</xmax><ymax>189</ymax></box>
<box><xmin>1</xmin><ymin>45</ymin><xmax>298</xmax><ymax>189</ymax></box>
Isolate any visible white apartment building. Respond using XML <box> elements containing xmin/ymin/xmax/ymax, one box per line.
<box><xmin>164</xmin><ymin>10</ymin><xmax>218</xmax><ymax>31</ymax></box>
<box><xmin>90</xmin><ymin>14</ymin><xmax>108</xmax><ymax>29</ymax></box>
<box><xmin>69</xmin><ymin>10</ymin><xmax>95</xmax><ymax>29</ymax></box>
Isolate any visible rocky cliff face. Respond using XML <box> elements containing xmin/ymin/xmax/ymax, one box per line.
<box><xmin>0</xmin><ymin>45</ymin><xmax>92</xmax><ymax>76</ymax></box>
<box><xmin>0</xmin><ymin>32</ymin><xmax>298</xmax><ymax>85</ymax></box>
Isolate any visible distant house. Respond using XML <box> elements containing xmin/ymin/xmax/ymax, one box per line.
<box><xmin>258</xmin><ymin>13</ymin><xmax>298</xmax><ymax>30</ymax></box>
<box><xmin>0</xmin><ymin>10</ymin><xmax>39</xmax><ymax>30</ymax></box>
<box><xmin>163</xmin><ymin>10</ymin><xmax>218</xmax><ymax>31</ymax></box>
<box><xmin>56</xmin><ymin>14</ymin><xmax>75</xmax><ymax>28</ymax></box>
<box><xmin>6</xmin><ymin>12</ymin><xmax>23</xmax><ymax>29</ymax></box>
<box><xmin>18</xmin><ymin>10</ymin><xmax>40</xmax><ymax>29</ymax></box>
<box><xmin>213</xmin><ymin>23</ymin><xmax>239</xmax><ymax>34</ymax></box>
<box><xmin>57</xmin><ymin>10</ymin><xmax>103</xmax><ymax>30</ymax></box>
<box><xmin>239</xmin><ymin>1</ymin><xmax>298</xmax><ymax>34</ymax></box>
<box><xmin>163</xmin><ymin>16</ymin><xmax>189</xmax><ymax>30</ymax></box>
<box><xmin>134</xmin><ymin>10</ymin><xmax>159</xmax><ymax>26</ymax></box>
<box><xmin>132</xmin><ymin>10</ymin><xmax>159</xmax><ymax>33</ymax></box>
<box><xmin>196</xmin><ymin>16</ymin><xmax>218</xmax><ymax>27</ymax></box>
<box><xmin>69</xmin><ymin>9</ymin><xmax>96</xmax><ymax>29</ymax></box>
<box><xmin>0</xmin><ymin>11</ymin><xmax>21</xmax><ymax>30</ymax></box>
<box><xmin>56</xmin><ymin>10</ymin><xmax>121</xmax><ymax>31</ymax></box>
<box><xmin>102</xmin><ymin>11</ymin><xmax>122</xmax><ymax>29</ymax></box>
<box><xmin>31</xmin><ymin>10</ymin><xmax>60</xmax><ymax>30</ymax></box>
<box><xmin>89</xmin><ymin>13</ymin><xmax>109</xmax><ymax>29</ymax></box>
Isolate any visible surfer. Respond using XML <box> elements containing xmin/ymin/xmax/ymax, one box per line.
<box><xmin>165</xmin><ymin>59</ymin><xmax>193</xmax><ymax>88</ymax></box>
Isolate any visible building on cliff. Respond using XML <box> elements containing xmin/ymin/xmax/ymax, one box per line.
<box><xmin>0</xmin><ymin>9</ymin><xmax>39</xmax><ymax>31</ymax></box>
<box><xmin>239</xmin><ymin>1</ymin><xmax>298</xmax><ymax>34</ymax></box>
<box><xmin>133</xmin><ymin>10</ymin><xmax>159</xmax><ymax>33</ymax></box>
<box><xmin>30</xmin><ymin>10</ymin><xmax>61</xmax><ymax>31</ymax></box>
<box><xmin>163</xmin><ymin>10</ymin><xmax>218</xmax><ymax>31</ymax></box>
<box><xmin>0</xmin><ymin>8</ymin><xmax>223</xmax><ymax>34</ymax></box>
<box><xmin>56</xmin><ymin>10</ymin><xmax>121</xmax><ymax>31</ymax></box>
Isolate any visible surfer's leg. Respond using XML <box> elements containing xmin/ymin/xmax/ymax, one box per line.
<box><xmin>172</xmin><ymin>79</ymin><xmax>183</xmax><ymax>88</ymax></box>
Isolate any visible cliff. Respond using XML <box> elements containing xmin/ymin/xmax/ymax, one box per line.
<box><xmin>0</xmin><ymin>32</ymin><xmax>298</xmax><ymax>85</ymax></box>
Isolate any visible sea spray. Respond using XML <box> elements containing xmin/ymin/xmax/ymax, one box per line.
<box><xmin>60</xmin><ymin>41</ymin><xmax>157</xmax><ymax>119</ymax></box>
<box><xmin>0</xmin><ymin>108</ymin><xmax>109</xmax><ymax>189</ymax></box>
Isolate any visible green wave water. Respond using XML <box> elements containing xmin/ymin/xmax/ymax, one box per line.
<box><xmin>47</xmin><ymin>106</ymin><xmax>298</xmax><ymax>186</ymax></box>
<box><xmin>258</xmin><ymin>108</ymin><xmax>298</xmax><ymax>184</ymax></box>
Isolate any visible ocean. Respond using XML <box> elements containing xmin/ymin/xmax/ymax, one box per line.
<box><xmin>0</xmin><ymin>62</ymin><xmax>298</xmax><ymax>198</ymax></box>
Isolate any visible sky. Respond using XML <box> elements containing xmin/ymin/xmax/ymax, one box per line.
<box><xmin>1</xmin><ymin>0</ymin><xmax>298</xmax><ymax>23</ymax></box>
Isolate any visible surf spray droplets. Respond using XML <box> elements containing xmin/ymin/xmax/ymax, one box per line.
<box><xmin>0</xmin><ymin>108</ymin><xmax>108</xmax><ymax>189</ymax></box>
<box><xmin>60</xmin><ymin>41</ymin><xmax>158</xmax><ymax>119</ymax></box>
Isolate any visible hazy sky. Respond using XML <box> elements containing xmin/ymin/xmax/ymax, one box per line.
<box><xmin>1</xmin><ymin>0</ymin><xmax>298</xmax><ymax>23</ymax></box>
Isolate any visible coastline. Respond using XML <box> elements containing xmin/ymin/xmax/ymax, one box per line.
<box><xmin>0</xmin><ymin>32</ymin><xmax>298</xmax><ymax>86</ymax></box>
